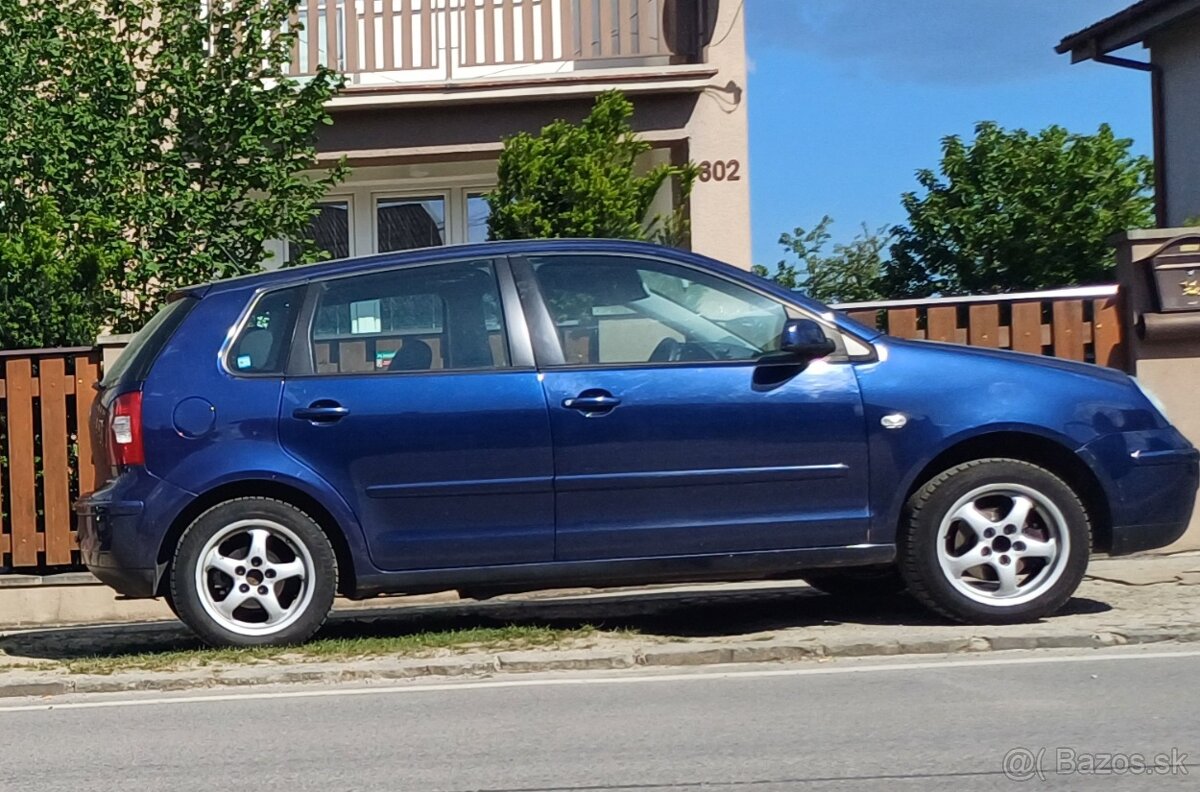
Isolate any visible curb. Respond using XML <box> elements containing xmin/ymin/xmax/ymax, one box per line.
<box><xmin>5</xmin><ymin>624</ymin><xmax>1200</xmax><ymax>699</ymax></box>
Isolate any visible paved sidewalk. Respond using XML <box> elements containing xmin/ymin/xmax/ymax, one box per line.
<box><xmin>1</xmin><ymin>554</ymin><xmax>1199</xmax><ymax>698</ymax></box>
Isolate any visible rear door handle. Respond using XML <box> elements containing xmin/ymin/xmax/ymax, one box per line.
<box><xmin>562</xmin><ymin>394</ymin><xmax>621</xmax><ymax>413</ymax></box>
<box><xmin>292</xmin><ymin>404</ymin><xmax>350</xmax><ymax>423</ymax></box>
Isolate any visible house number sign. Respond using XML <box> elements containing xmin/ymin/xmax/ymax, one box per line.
<box><xmin>697</xmin><ymin>160</ymin><xmax>741</xmax><ymax>183</ymax></box>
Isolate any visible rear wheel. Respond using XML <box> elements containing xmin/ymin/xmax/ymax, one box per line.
<box><xmin>899</xmin><ymin>459</ymin><xmax>1089</xmax><ymax>624</ymax></box>
<box><xmin>170</xmin><ymin>498</ymin><xmax>337</xmax><ymax>646</ymax></box>
<box><xmin>799</xmin><ymin>566</ymin><xmax>907</xmax><ymax>599</ymax></box>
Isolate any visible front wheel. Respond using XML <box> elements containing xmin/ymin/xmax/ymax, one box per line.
<box><xmin>170</xmin><ymin>497</ymin><xmax>337</xmax><ymax>646</ymax></box>
<box><xmin>898</xmin><ymin>459</ymin><xmax>1090</xmax><ymax>624</ymax></box>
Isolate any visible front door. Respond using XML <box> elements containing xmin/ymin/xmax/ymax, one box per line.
<box><xmin>517</xmin><ymin>253</ymin><xmax>871</xmax><ymax>562</ymax></box>
<box><xmin>278</xmin><ymin>258</ymin><xmax>555</xmax><ymax>571</ymax></box>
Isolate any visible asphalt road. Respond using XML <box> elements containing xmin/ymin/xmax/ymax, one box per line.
<box><xmin>3</xmin><ymin>647</ymin><xmax>1199</xmax><ymax>792</ymax></box>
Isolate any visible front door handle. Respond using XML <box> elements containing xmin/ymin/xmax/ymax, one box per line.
<box><xmin>292</xmin><ymin>403</ymin><xmax>350</xmax><ymax>423</ymax></box>
<box><xmin>562</xmin><ymin>393</ymin><xmax>621</xmax><ymax>414</ymax></box>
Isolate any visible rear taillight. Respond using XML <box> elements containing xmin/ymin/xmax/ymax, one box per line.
<box><xmin>108</xmin><ymin>392</ymin><xmax>145</xmax><ymax>467</ymax></box>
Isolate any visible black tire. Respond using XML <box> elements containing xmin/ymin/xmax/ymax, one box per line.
<box><xmin>170</xmin><ymin>497</ymin><xmax>337</xmax><ymax>647</ymax></box>
<box><xmin>162</xmin><ymin>588</ymin><xmax>180</xmax><ymax>619</ymax></box>
<box><xmin>898</xmin><ymin>458</ymin><xmax>1090</xmax><ymax>624</ymax></box>
<box><xmin>800</xmin><ymin>566</ymin><xmax>907</xmax><ymax>600</ymax></box>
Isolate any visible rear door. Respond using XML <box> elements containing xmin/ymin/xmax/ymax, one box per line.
<box><xmin>277</xmin><ymin>257</ymin><xmax>555</xmax><ymax>571</ymax></box>
<box><xmin>515</xmin><ymin>252</ymin><xmax>871</xmax><ymax>561</ymax></box>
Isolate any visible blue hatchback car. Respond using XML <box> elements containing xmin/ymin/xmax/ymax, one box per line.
<box><xmin>77</xmin><ymin>239</ymin><xmax>1198</xmax><ymax>646</ymax></box>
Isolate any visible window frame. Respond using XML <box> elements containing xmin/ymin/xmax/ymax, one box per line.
<box><xmin>511</xmin><ymin>252</ymin><xmax>866</xmax><ymax>371</ymax></box>
<box><xmin>283</xmin><ymin>255</ymin><xmax>533</xmax><ymax>378</ymax></box>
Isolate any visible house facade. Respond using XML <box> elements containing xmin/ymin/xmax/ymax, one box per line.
<box><xmin>1058</xmin><ymin>0</ymin><xmax>1200</xmax><ymax>227</ymax></box>
<box><xmin>272</xmin><ymin>0</ymin><xmax>751</xmax><ymax>268</ymax></box>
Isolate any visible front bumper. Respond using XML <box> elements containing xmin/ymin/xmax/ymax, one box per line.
<box><xmin>1080</xmin><ymin>431</ymin><xmax>1200</xmax><ymax>556</ymax></box>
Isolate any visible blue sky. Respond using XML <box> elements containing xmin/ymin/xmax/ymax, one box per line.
<box><xmin>745</xmin><ymin>0</ymin><xmax>1152</xmax><ymax>267</ymax></box>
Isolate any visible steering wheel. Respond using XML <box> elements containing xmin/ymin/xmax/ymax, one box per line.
<box><xmin>649</xmin><ymin>337</ymin><xmax>721</xmax><ymax>363</ymax></box>
<box><xmin>649</xmin><ymin>337</ymin><xmax>683</xmax><ymax>363</ymax></box>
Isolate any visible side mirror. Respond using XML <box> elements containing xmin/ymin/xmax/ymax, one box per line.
<box><xmin>780</xmin><ymin>319</ymin><xmax>837</xmax><ymax>360</ymax></box>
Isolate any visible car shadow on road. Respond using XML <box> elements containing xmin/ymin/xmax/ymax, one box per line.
<box><xmin>0</xmin><ymin>583</ymin><xmax>1113</xmax><ymax>663</ymax></box>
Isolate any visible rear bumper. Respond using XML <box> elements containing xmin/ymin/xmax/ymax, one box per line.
<box><xmin>76</xmin><ymin>497</ymin><xmax>157</xmax><ymax>598</ymax></box>
<box><xmin>1080</xmin><ymin>435</ymin><xmax>1200</xmax><ymax>556</ymax></box>
<box><xmin>75</xmin><ymin>470</ymin><xmax>195</xmax><ymax>599</ymax></box>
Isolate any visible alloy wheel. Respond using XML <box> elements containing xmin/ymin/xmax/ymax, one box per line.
<box><xmin>935</xmin><ymin>483</ymin><xmax>1070</xmax><ymax>607</ymax></box>
<box><xmin>193</xmin><ymin>518</ymin><xmax>316</xmax><ymax>636</ymax></box>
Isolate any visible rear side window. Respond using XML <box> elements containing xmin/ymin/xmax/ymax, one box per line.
<box><xmin>100</xmin><ymin>297</ymin><xmax>197</xmax><ymax>388</ymax></box>
<box><xmin>308</xmin><ymin>260</ymin><xmax>509</xmax><ymax>374</ymax></box>
<box><xmin>228</xmin><ymin>287</ymin><xmax>304</xmax><ymax>374</ymax></box>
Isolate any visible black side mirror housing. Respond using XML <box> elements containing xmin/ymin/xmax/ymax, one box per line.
<box><xmin>779</xmin><ymin>319</ymin><xmax>837</xmax><ymax>360</ymax></box>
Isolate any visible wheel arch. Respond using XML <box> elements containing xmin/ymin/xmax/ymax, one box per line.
<box><xmin>899</xmin><ymin>431</ymin><xmax>1113</xmax><ymax>552</ymax></box>
<box><xmin>156</xmin><ymin>480</ymin><xmax>358</xmax><ymax>598</ymax></box>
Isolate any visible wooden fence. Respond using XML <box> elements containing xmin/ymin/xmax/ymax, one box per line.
<box><xmin>833</xmin><ymin>285</ymin><xmax>1125</xmax><ymax>370</ymax></box>
<box><xmin>0</xmin><ymin>348</ymin><xmax>103</xmax><ymax>572</ymax></box>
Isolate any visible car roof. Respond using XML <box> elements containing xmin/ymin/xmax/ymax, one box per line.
<box><xmin>189</xmin><ymin>239</ymin><xmax>701</xmax><ymax>297</ymax></box>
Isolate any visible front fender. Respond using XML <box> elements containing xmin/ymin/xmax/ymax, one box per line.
<box><xmin>855</xmin><ymin>338</ymin><xmax>1158</xmax><ymax>544</ymax></box>
<box><xmin>868</xmin><ymin>422</ymin><xmax>1085</xmax><ymax>544</ymax></box>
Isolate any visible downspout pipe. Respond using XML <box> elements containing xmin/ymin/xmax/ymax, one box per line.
<box><xmin>1094</xmin><ymin>53</ymin><xmax>1167</xmax><ymax>227</ymax></box>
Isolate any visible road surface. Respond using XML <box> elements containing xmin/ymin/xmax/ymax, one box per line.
<box><xmin>2</xmin><ymin>646</ymin><xmax>1198</xmax><ymax>791</ymax></box>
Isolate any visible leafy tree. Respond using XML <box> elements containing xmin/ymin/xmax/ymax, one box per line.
<box><xmin>0</xmin><ymin>0</ymin><xmax>346</xmax><ymax>339</ymax></box>
<box><xmin>0</xmin><ymin>199</ymin><xmax>128</xmax><ymax>349</ymax></box>
<box><xmin>487</xmin><ymin>91</ymin><xmax>696</xmax><ymax>244</ymax></box>
<box><xmin>753</xmin><ymin>217</ymin><xmax>892</xmax><ymax>304</ymax></box>
<box><xmin>885</xmin><ymin>122</ymin><xmax>1153</xmax><ymax>297</ymax></box>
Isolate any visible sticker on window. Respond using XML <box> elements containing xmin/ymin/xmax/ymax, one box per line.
<box><xmin>236</xmin><ymin>355</ymin><xmax>253</xmax><ymax>370</ymax></box>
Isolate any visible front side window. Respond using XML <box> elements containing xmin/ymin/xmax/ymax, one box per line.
<box><xmin>228</xmin><ymin>287</ymin><xmax>304</xmax><ymax>374</ymax></box>
<box><xmin>529</xmin><ymin>255</ymin><xmax>790</xmax><ymax>366</ymax></box>
<box><xmin>309</xmin><ymin>260</ymin><xmax>509</xmax><ymax>374</ymax></box>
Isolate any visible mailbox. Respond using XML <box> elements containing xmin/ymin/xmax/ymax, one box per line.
<box><xmin>1148</xmin><ymin>234</ymin><xmax>1200</xmax><ymax>312</ymax></box>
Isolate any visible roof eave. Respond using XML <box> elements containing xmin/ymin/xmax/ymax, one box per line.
<box><xmin>1056</xmin><ymin>0</ymin><xmax>1200</xmax><ymax>61</ymax></box>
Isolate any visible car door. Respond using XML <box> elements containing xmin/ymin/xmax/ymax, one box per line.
<box><xmin>277</xmin><ymin>257</ymin><xmax>555</xmax><ymax>571</ymax></box>
<box><xmin>513</xmin><ymin>252</ymin><xmax>871</xmax><ymax>562</ymax></box>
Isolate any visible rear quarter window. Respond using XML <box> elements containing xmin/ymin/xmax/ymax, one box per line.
<box><xmin>227</xmin><ymin>286</ymin><xmax>304</xmax><ymax>374</ymax></box>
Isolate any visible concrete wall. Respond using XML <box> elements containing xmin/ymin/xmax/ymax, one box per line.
<box><xmin>681</xmin><ymin>1</ymin><xmax>752</xmax><ymax>268</ymax></box>
<box><xmin>1113</xmin><ymin>226</ymin><xmax>1200</xmax><ymax>551</ymax></box>
<box><xmin>1151</xmin><ymin>15</ymin><xmax>1200</xmax><ymax>226</ymax></box>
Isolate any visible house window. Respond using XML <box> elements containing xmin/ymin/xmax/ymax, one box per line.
<box><xmin>376</xmin><ymin>196</ymin><xmax>447</xmax><ymax>251</ymax></box>
<box><xmin>467</xmin><ymin>192</ymin><xmax>491</xmax><ymax>244</ymax></box>
<box><xmin>289</xmin><ymin>199</ymin><xmax>351</xmax><ymax>263</ymax></box>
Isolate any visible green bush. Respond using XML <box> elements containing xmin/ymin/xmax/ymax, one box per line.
<box><xmin>487</xmin><ymin>91</ymin><xmax>696</xmax><ymax>245</ymax></box>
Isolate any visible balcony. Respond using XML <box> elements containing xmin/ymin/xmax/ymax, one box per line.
<box><xmin>287</xmin><ymin>0</ymin><xmax>699</xmax><ymax>88</ymax></box>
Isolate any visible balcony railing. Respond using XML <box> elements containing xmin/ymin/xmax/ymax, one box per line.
<box><xmin>287</xmin><ymin>0</ymin><xmax>680</xmax><ymax>85</ymax></box>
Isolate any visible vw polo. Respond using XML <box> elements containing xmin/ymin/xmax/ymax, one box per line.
<box><xmin>76</xmin><ymin>240</ymin><xmax>1199</xmax><ymax>646</ymax></box>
